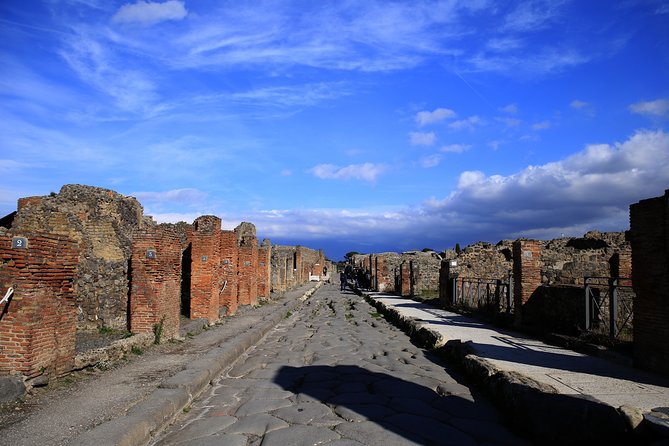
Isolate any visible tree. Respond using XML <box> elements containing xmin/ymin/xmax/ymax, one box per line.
<box><xmin>422</xmin><ymin>248</ymin><xmax>434</xmax><ymax>252</ymax></box>
<box><xmin>344</xmin><ymin>251</ymin><xmax>360</xmax><ymax>260</ymax></box>
<box><xmin>455</xmin><ymin>243</ymin><xmax>461</xmax><ymax>254</ymax></box>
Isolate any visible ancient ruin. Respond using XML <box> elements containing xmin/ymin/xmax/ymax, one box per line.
<box><xmin>0</xmin><ymin>185</ymin><xmax>331</xmax><ymax>385</ymax></box>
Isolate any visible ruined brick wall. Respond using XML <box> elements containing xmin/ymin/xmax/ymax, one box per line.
<box><xmin>541</xmin><ymin>232</ymin><xmax>631</xmax><ymax>285</ymax></box>
<box><xmin>219</xmin><ymin>230</ymin><xmax>238</xmax><ymax>315</ymax></box>
<box><xmin>373</xmin><ymin>253</ymin><xmax>401</xmax><ymax>293</ymax></box>
<box><xmin>513</xmin><ymin>240</ymin><xmax>543</xmax><ymax>328</ymax></box>
<box><xmin>257</xmin><ymin>239</ymin><xmax>271</xmax><ymax>299</ymax></box>
<box><xmin>270</xmin><ymin>246</ymin><xmax>295</xmax><ymax>293</ymax></box>
<box><xmin>236</xmin><ymin>223</ymin><xmax>258</xmax><ymax>307</ymax></box>
<box><xmin>0</xmin><ymin>229</ymin><xmax>79</xmax><ymax>379</ymax></box>
<box><xmin>129</xmin><ymin>225</ymin><xmax>181</xmax><ymax>340</ymax></box>
<box><xmin>448</xmin><ymin>242</ymin><xmax>513</xmax><ymax>282</ymax></box>
<box><xmin>190</xmin><ymin>216</ymin><xmax>221</xmax><ymax>323</ymax></box>
<box><xmin>9</xmin><ymin>185</ymin><xmax>146</xmax><ymax>331</ymax></box>
<box><xmin>630</xmin><ymin>190</ymin><xmax>669</xmax><ymax>376</ymax></box>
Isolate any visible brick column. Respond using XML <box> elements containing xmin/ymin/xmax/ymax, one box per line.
<box><xmin>219</xmin><ymin>231</ymin><xmax>238</xmax><ymax>315</ymax></box>
<box><xmin>0</xmin><ymin>231</ymin><xmax>78</xmax><ymax>379</ymax></box>
<box><xmin>237</xmin><ymin>236</ymin><xmax>258</xmax><ymax>306</ymax></box>
<box><xmin>400</xmin><ymin>261</ymin><xmax>411</xmax><ymax>296</ymax></box>
<box><xmin>513</xmin><ymin>239</ymin><xmax>543</xmax><ymax>328</ymax></box>
<box><xmin>257</xmin><ymin>239</ymin><xmax>271</xmax><ymax>299</ymax></box>
<box><xmin>630</xmin><ymin>189</ymin><xmax>669</xmax><ymax>376</ymax></box>
<box><xmin>190</xmin><ymin>216</ymin><xmax>221</xmax><ymax>323</ymax></box>
<box><xmin>129</xmin><ymin>225</ymin><xmax>182</xmax><ymax>340</ymax></box>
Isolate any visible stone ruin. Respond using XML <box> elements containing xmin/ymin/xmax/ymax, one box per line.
<box><xmin>0</xmin><ymin>184</ymin><xmax>331</xmax><ymax>386</ymax></box>
<box><xmin>349</xmin><ymin>189</ymin><xmax>669</xmax><ymax>378</ymax></box>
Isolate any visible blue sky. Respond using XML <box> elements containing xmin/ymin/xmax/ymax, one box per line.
<box><xmin>1</xmin><ymin>0</ymin><xmax>668</xmax><ymax>260</ymax></box>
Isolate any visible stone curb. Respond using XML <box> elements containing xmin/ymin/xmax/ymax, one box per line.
<box><xmin>363</xmin><ymin>293</ymin><xmax>658</xmax><ymax>446</ymax></box>
<box><xmin>69</xmin><ymin>282</ymin><xmax>323</xmax><ymax>446</ymax></box>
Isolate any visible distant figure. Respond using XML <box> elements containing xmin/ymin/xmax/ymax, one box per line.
<box><xmin>340</xmin><ymin>271</ymin><xmax>347</xmax><ymax>291</ymax></box>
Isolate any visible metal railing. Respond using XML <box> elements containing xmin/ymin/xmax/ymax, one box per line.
<box><xmin>584</xmin><ymin>276</ymin><xmax>634</xmax><ymax>341</ymax></box>
<box><xmin>451</xmin><ymin>272</ymin><xmax>513</xmax><ymax>314</ymax></box>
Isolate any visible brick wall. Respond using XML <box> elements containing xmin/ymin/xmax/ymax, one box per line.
<box><xmin>9</xmin><ymin>184</ymin><xmax>146</xmax><ymax>331</ymax></box>
<box><xmin>129</xmin><ymin>225</ymin><xmax>182</xmax><ymax>340</ymax></box>
<box><xmin>219</xmin><ymin>230</ymin><xmax>238</xmax><ymax>315</ymax></box>
<box><xmin>630</xmin><ymin>190</ymin><xmax>669</xmax><ymax>376</ymax></box>
<box><xmin>190</xmin><ymin>216</ymin><xmax>222</xmax><ymax>323</ymax></box>
<box><xmin>513</xmin><ymin>239</ymin><xmax>543</xmax><ymax>328</ymax></box>
<box><xmin>373</xmin><ymin>253</ymin><xmax>401</xmax><ymax>292</ymax></box>
<box><xmin>257</xmin><ymin>239</ymin><xmax>271</xmax><ymax>299</ymax></box>
<box><xmin>0</xmin><ymin>230</ymin><xmax>79</xmax><ymax>379</ymax></box>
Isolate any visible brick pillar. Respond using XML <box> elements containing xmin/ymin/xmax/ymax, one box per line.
<box><xmin>219</xmin><ymin>231</ymin><xmax>238</xmax><ymax>315</ymax></box>
<box><xmin>257</xmin><ymin>239</ymin><xmax>271</xmax><ymax>299</ymax></box>
<box><xmin>630</xmin><ymin>190</ymin><xmax>669</xmax><ymax>376</ymax></box>
<box><xmin>129</xmin><ymin>225</ymin><xmax>182</xmax><ymax>340</ymax></box>
<box><xmin>0</xmin><ymin>231</ymin><xmax>79</xmax><ymax>379</ymax></box>
<box><xmin>190</xmin><ymin>216</ymin><xmax>221</xmax><ymax>323</ymax></box>
<box><xmin>400</xmin><ymin>261</ymin><xmax>411</xmax><ymax>296</ymax></box>
<box><xmin>513</xmin><ymin>239</ymin><xmax>543</xmax><ymax>328</ymax></box>
<box><xmin>295</xmin><ymin>247</ymin><xmax>304</xmax><ymax>285</ymax></box>
<box><xmin>238</xmin><ymin>237</ymin><xmax>258</xmax><ymax>306</ymax></box>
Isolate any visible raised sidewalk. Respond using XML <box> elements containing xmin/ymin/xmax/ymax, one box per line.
<box><xmin>364</xmin><ymin>291</ymin><xmax>669</xmax><ymax>445</ymax></box>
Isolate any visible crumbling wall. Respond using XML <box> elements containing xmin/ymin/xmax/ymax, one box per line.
<box><xmin>373</xmin><ymin>253</ymin><xmax>401</xmax><ymax>293</ymax></box>
<box><xmin>0</xmin><ymin>229</ymin><xmax>79</xmax><ymax>379</ymax></box>
<box><xmin>541</xmin><ymin>231</ymin><xmax>631</xmax><ymax>285</ymax></box>
<box><xmin>630</xmin><ymin>189</ymin><xmax>669</xmax><ymax>376</ymax></box>
<box><xmin>257</xmin><ymin>239</ymin><xmax>271</xmax><ymax>299</ymax></box>
<box><xmin>9</xmin><ymin>185</ymin><xmax>147</xmax><ymax>331</ymax></box>
<box><xmin>190</xmin><ymin>216</ymin><xmax>221</xmax><ymax>322</ymax></box>
<box><xmin>219</xmin><ymin>230</ymin><xmax>238</xmax><ymax>315</ymax></box>
<box><xmin>236</xmin><ymin>222</ymin><xmax>258</xmax><ymax>306</ymax></box>
<box><xmin>129</xmin><ymin>225</ymin><xmax>182</xmax><ymax>341</ymax></box>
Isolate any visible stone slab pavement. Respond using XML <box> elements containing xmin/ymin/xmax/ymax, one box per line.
<box><xmin>364</xmin><ymin>291</ymin><xmax>669</xmax><ymax>443</ymax></box>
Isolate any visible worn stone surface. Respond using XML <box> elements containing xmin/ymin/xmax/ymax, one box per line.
<box><xmin>153</xmin><ymin>282</ymin><xmax>528</xmax><ymax>445</ymax></box>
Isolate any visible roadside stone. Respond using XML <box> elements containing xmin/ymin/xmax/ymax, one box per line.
<box><xmin>222</xmin><ymin>413</ymin><xmax>288</xmax><ymax>435</ymax></box>
<box><xmin>0</xmin><ymin>376</ymin><xmax>26</xmax><ymax>404</ymax></box>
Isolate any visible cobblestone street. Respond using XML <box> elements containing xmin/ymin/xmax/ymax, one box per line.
<box><xmin>152</xmin><ymin>283</ymin><xmax>529</xmax><ymax>445</ymax></box>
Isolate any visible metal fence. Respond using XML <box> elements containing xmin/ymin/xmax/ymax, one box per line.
<box><xmin>584</xmin><ymin>276</ymin><xmax>634</xmax><ymax>341</ymax></box>
<box><xmin>451</xmin><ymin>272</ymin><xmax>513</xmax><ymax>314</ymax></box>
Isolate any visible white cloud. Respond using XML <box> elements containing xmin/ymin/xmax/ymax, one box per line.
<box><xmin>440</xmin><ymin>143</ymin><xmax>471</xmax><ymax>153</ymax></box>
<box><xmin>112</xmin><ymin>1</ymin><xmax>187</xmax><ymax>26</ymax></box>
<box><xmin>449</xmin><ymin>115</ymin><xmax>483</xmax><ymax>130</ymax></box>
<box><xmin>309</xmin><ymin>163</ymin><xmax>388</xmax><ymax>182</ymax></box>
<box><xmin>497</xmin><ymin>117</ymin><xmax>521</xmax><ymax>127</ymax></box>
<box><xmin>532</xmin><ymin>120</ymin><xmax>551</xmax><ymax>130</ymax></box>
<box><xmin>629</xmin><ymin>99</ymin><xmax>669</xmax><ymax>117</ymax></box>
<box><xmin>131</xmin><ymin>188</ymin><xmax>207</xmax><ymax>204</ymax></box>
<box><xmin>409</xmin><ymin>131</ymin><xmax>436</xmax><ymax>146</ymax></box>
<box><xmin>420</xmin><ymin>154</ymin><xmax>442</xmax><ymax>168</ymax></box>
<box><xmin>415</xmin><ymin>108</ymin><xmax>456</xmax><ymax>126</ymax></box>
<box><xmin>280</xmin><ymin>169</ymin><xmax>293</xmax><ymax>176</ymax></box>
<box><xmin>500</xmin><ymin>103</ymin><xmax>518</xmax><ymax>114</ymax></box>
<box><xmin>502</xmin><ymin>0</ymin><xmax>566</xmax><ymax>32</ymax></box>
<box><xmin>570</xmin><ymin>99</ymin><xmax>589</xmax><ymax>109</ymax></box>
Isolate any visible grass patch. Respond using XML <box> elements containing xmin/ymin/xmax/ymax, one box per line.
<box><xmin>131</xmin><ymin>345</ymin><xmax>143</xmax><ymax>355</ymax></box>
<box><xmin>97</xmin><ymin>326</ymin><xmax>114</xmax><ymax>335</ymax></box>
<box><xmin>345</xmin><ymin>313</ymin><xmax>353</xmax><ymax>320</ymax></box>
<box><xmin>285</xmin><ymin>310</ymin><xmax>293</xmax><ymax>319</ymax></box>
<box><xmin>370</xmin><ymin>312</ymin><xmax>382</xmax><ymax>319</ymax></box>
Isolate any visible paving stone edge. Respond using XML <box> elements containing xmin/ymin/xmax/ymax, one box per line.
<box><xmin>68</xmin><ymin>282</ymin><xmax>323</xmax><ymax>446</ymax></box>
<box><xmin>363</xmin><ymin>292</ymin><xmax>660</xmax><ymax>446</ymax></box>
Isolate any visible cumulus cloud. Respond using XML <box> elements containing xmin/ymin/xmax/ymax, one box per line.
<box><xmin>629</xmin><ymin>99</ymin><xmax>669</xmax><ymax>117</ymax></box>
<box><xmin>409</xmin><ymin>131</ymin><xmax>436</xmax><ymax>146</ymax></box>
<box><xmin>252</xmin><ymin>129</ymin><xmax>669</xmax><ymax>258</ymax></box>
<box><xmin>497</xmin><ymin>117</ymin><xmax>521</xmax><ymax>127</ymax></box>
<box><xmin>415</xmin><ymin>108</ymin><xmax>456</xmax><ymax>126</ymax></box>
<box><xmin>112</xmin><ymin>1</ymin><xmax>187</xmax><ymax>26</ymax></box>
<box><xmin>309</xmin><ymin>162</ymin><xmax>388</xmax><ymax>182</ymax></box>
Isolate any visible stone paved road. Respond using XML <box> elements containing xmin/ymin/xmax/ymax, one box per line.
<box><xmin>151</xmin><ymin>283</ymin><xmax>532</xmax><ymax>446</ymax></box>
